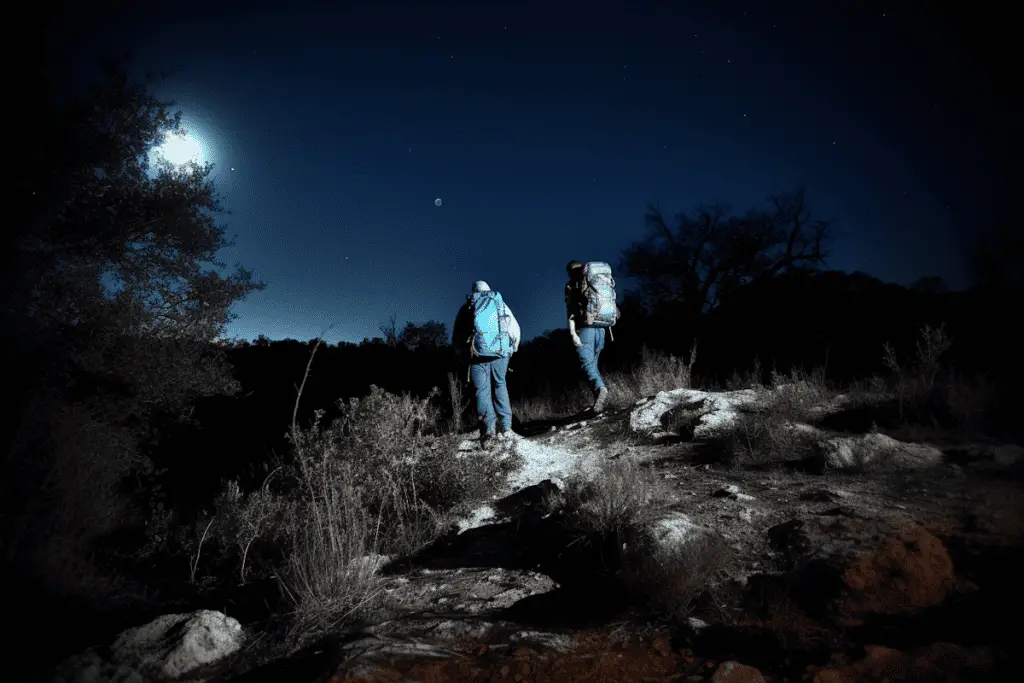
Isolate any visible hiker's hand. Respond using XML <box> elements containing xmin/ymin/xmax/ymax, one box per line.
<box><xmin>571</xmin><ymin>333</ymin><xmax>582</xmax><ymax>348</ymax></box>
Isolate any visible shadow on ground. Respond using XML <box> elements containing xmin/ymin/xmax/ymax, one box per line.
<box><xmin>380</xmin><ymin>482</ymin><xmax>635</xmax><ymax>630</ymax></box>
<box><xmin>513</xmin><ymin>410</ymin><xmax>595</xmax><ymax>437</ymax></box>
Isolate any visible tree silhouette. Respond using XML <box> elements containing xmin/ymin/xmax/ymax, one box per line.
<box><xmin>620</xmin><ymin>188</ymin><xmax>831</xmax><ymax>317</ymax></box>
<box><xmin>399</xmin><ymin>320</ymin><xmax>449</xmax><ymax>351</ymax></box>
<box><xmin>380</xmin><ymin>312</ymin><xmax>400</xmax><ymax>347</ymax></box>
<box><xmin>3</xmin><ymin>60</ymin><xmax>263</xmax><ymax>600</ymax></box>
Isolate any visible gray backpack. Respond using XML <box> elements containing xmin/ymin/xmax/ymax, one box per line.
<box><xmin>581</xmin><ymin>261</ymin><xmax>620</xmax><ymax>328</ymax></box>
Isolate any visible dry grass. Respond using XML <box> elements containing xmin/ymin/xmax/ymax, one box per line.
<box><xmin>555</xmin><ymin>456</ymin><xmax>735</xmax><ymax>622</ymax></box>
<box><xmin>279</xmin><ymin>392</ymin><xmax>518</xmax><ymax>635</ymax></box>
<box><xmin>729</xmin><ymin>367</ymin><xmax>834</xmax><ymax>466</ymax></box>
<box><xmin>880</xmin><ymin>323</ymin><xmax>995</xmax><ymax>433</ymax></box>
<box><xmin>513</xmin><ymin>385</ymin><xmax>594</xmax><ymax>422</ymax></box>
<box><xmin>281</xmin><ymin>458</ymin><xmax>385</xmax><ymax>634</ymax></box>
<box><xmin>622</xmin><ymin>531</ymin><xmax>735</xmax><ymax>622</ymax></box>
<box><xmin>512</xmin><ymin>343</ymin><xmax>698</xmax><ymax>424</ymax></box>
<box><xmin>563</xmin><ymin>457</ymin><xmax>678</xmax><ymax>536</ymax></box>
<box><xmin>605</xmin><ymin>343</ymin><xmax>699</xmax><ymax>410</ymax></box>
<box><xmin>185</xmin><ymin>339</ymin><xmax>524</xmax><ymax>639</ymax></box>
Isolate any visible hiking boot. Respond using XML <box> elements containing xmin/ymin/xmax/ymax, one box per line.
<box><xmin>480</xmin><ymin>431</ymin><xmax>497</xmax><ymax>449</ymax></box>
<box><xmin>592</xmin><ymin>386</ymin><xmax>609</xmax><ymax>414</ymax></box>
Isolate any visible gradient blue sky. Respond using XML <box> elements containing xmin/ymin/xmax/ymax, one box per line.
<box><xmin>52</xmin><ymin>0</ymin><xmax>1008</xmax><ymax>344</ymax></box>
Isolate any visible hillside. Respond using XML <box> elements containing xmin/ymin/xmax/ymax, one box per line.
<box><xmin>46</xmin><ymin>380</ymin><xmax>1023</xmax><ymax>682</ymax></box>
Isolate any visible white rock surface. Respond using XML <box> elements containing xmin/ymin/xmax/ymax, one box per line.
<box><xmin>629</xmin><ymin>388</ymin><xmax>761</xmax><ymax>438</ymax></box>
<box><xmin>51</xmin><ymin>610</ymin><xmax>244</xmax><ymax>683</ymax></box>
<box><xmin>819</xmin><ymin>431</ymin><xmax>944</xmax><ymax>470</ymax></box>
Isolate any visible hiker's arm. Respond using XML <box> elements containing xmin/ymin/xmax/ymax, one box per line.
<box><xmin>506</xmin><ymin>305</ymin><xmax>521</xmax><ymax>352</ymax></box>
<box><xmin>565</xmin><ymin>283</ymin><xmax>582</xmax><ymax>347</ymax></box>
<box><xmin>568</xmin><ymin>316</ymin><xmax>582</xmax><ymax>347</ymax></box>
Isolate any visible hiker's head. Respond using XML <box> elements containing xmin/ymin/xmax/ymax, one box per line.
<box><xmin>566</xmin><ymin>260</ymin><xmax>584</xmax><ymax>279</ymax></box>
<box><xmin>472</xmin><ymin>280</ymin><xmax>491</xmax><ymax>293</ymax></box>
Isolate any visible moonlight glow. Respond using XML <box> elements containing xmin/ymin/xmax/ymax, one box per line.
<box><xmin>152</xmin><ymin>130</ymin><xmax>206</xmax><ymax>166</ymax></box>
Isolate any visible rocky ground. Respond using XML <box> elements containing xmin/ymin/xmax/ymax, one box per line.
<box><xmin>44</xmin><ymin>387</ymin><xmax>1024</xmax><ymax>682</ymax></box>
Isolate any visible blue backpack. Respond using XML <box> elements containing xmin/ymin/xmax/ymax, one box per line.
<box><xmin>469</xmin><ymin>290</ymin><xmax>512</xmax><ymax>358</ymax></box>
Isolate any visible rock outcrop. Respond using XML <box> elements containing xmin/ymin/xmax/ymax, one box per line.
<box><xmin>50</xmin><ymin>610</ymin><xmax>244</xmax><ymax>683</ymax></box>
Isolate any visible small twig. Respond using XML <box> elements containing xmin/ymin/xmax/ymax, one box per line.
<box><xmin>290</xmin><ymin>325</ymin><xmax>335</xmax><ymax>440</ymax></box>
<box><xmin>190</xmin><ymin>516</ymin><xmax>216</xmax><ymax>584</ymax></box>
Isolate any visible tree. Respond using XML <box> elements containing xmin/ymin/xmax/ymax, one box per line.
<box><xmin>620</xmin><ymin>188</ymin><xmax>831</xmax><ymax>317</ymax></box>
<box><xmin>380</xmin><ymin>312</ymin><xmax>400</xmax><ymax>347</ymax></box>
<box><xmin>3</xmin><ymin>61</ymin><xmax>263</xmax><ymax>599</ymax></box>
<box><xmin>398</xmin><ymin>321</ymin><xmax>449</xmax><ymax>351</ymax></box>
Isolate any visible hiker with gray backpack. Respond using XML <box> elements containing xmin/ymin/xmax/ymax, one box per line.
<box><xmin>565</xmin><ymin>260</ymin><xmax>621</xmax><ymax>414</ymax></box>
<box><xmin>453</xmin><ymin>280</ymin><xmax>522</xmax><ymax>446</ymax></box>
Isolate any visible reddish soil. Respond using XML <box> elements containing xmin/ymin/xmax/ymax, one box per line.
<box><xmin>331</xmin><ymin>627</ymin><xmax>711</xmax><ymax>683</ymax></box>
<box><xmin>833</xmin><ymin>528</ymin><xmax>955</xmax><ymax>626</ymax></box>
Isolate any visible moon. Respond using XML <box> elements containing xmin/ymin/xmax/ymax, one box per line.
<box><xmin>434</xmin><ymin>198</ymin><xmax>442</xmax><ymax>207</ymax></box>
<box><xmin>152</xmin><ymin>129</ymin><xmax>206</xmax><ymax>166</ymax></box>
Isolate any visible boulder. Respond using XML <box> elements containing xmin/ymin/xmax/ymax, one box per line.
<box><xmin>818</xmin><ymin>432</ymin><xmax>944</xmax><ymax>470</ymax></box>
<box><xmin>51</xmin><ymin>610</ymin><xmax>244</xmax><ymax>683</ymax></box>
<box><xmin>766</xmin><ymin>516</ymin><xmax>955</xmax><ymax>627</ymax></box>
<box><xmin>711</xmin><ymin>660</ymin><xmax>767</xmax><ymax>683</ymax></box>
<box><xmin>832</xmin><ymin>527</ymin><xmax>954</xmax><ymax>626</ymax></box>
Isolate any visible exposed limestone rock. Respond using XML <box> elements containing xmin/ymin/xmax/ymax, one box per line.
<box><xmin>50</xmin><ymin>610</ymin><xmax>244</xmax><ymax>683</ymax></box>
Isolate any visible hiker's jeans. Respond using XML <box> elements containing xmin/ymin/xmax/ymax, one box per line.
<box><xmin>575</xmin><ymin>326</ymin><xmax>606</xmax><ymax>392</ymax></box>
<box><xmin>470</xmin><ymin>356</ymin><xmax>512</xmax><ymax>435</ymax></box>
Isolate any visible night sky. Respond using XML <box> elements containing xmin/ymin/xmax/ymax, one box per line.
<box><xmin>45</xmin><ymin>0</ymin><xmax>1011</xmax><ymax>345</ymax></box>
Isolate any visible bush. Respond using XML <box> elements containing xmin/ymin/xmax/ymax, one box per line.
<box><xmin>511</xmin><ymin>344</ymin><xmax>698</xmax><ymax>424</ymax></box>
<box><xmin>276</xmin><ymin>371</ymin><xmax>519</xmax><ymax>633</ymax></box>
<box><xmin>281</xmin><ymin>457</ymin><xmax>385</xmax><ymax>634</ymax></box>
<box><xmin>606</xmin><ymin>343</ymin><xmax>699</xmax><ymax>410</ymax></box>
<box><xmin>730</xmin><ymin>368</ymin><xmax>832</xmax><ymax>466</ymax></box>
<box><xmin>563</xmin><ymin>457</ymin><xmax>677</xmax><ymax>537</ymax></box>
<box><xmin>880</xmin><ymin>323</ymin><xmax>994</xmax><ymax>432</ymax></box>
<box><xmin>559</xmin><ymin>455</ymin><xmax>732</xmax><ymax>622</ymax></box>
<box><xmin>161</xmin><ymin>352</ymin><xmax>522</xmax><ymax>638</ymax></box>
<box><xmin>622</xmin><ymin>532</ymin><xmax>734</xmax><ymax>622</ymax></box>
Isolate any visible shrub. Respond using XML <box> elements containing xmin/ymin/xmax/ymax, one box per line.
<box><xmin>277</xmin><ymin>345</ymin><xmax>520</xmax><ymax>633</ymax></box>
<box><xmin>606</xmin><ymin>343</ymin><xmax>699</xmax><ymax>410</ymax></box>
<box><xmin>563</xmin><ymin>457</ymin><xmax>676</xmax><ymax>538</ymax></box>
<box><xmin>513</xmin><ymin>385</ymin><xmax>594</xmax><ymax>423</ymax></box>
<box><xmin>730</xmin><ymin>368</ymin><xmax>832</xmax><ymax>466</ymax></box>
<box><xmin>621</xmin><ymin>531</ymin><xmax>734</xmax><ymax>621</ymax></box>
<box><xmin>512</xmin><ymin>343</ymin><xmax>699</xmax><ymax>424</ymax></box>
<box><xmin>880</xmin><ymin>323</ymin><xmax>994</xmax><ymax>431</ymax></box>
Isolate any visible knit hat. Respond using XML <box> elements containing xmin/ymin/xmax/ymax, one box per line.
<box><xmin>472</xmin><ymin>280</ymin><xmax>491</xmax><ymax>292</ymax></box>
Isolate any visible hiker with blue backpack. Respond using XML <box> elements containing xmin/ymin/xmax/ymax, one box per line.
<box><xmin>565</xmin><ymin>260</ymin><xmax>621</xmax><ymax>414</ymax></box>
<box><xmin>453</xmin><ymin>280</ymin><xmax>522</xmax><ymax>446</ymax></box>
